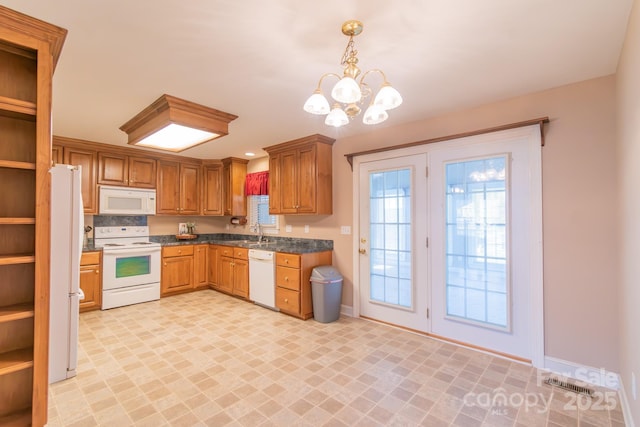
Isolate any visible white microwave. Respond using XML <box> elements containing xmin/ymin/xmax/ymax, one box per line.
<box><xmin>99</xmin><ymin>185</ymin><xmax>156</xmax><ymax>215</ymax></box>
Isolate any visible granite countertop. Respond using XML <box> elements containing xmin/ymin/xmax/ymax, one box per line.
<box><xmin>84</xmin><ymin>234</ymin><xmax>333</xmax><ymax>254</ymax></box>
<box><xmin>151</xmin><ymin>233</ymin><xmax>333</xmax><ymax>254</ymax></box>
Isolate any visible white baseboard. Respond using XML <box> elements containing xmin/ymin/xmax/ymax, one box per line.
<box><xmin>340</xmin><ymin>304</ymin><xmax>353</xmax><ymax>317</ymax></box>
<box><xmin>544</xmin><ymin>356</ymin><xmax>619</xmax><ymax>390</ymax></box>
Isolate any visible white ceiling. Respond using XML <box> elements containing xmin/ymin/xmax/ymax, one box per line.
<box><xmin>2</xmin><ymin>0</ymin><xmax>633</xmax><ymax>159</ymax></box>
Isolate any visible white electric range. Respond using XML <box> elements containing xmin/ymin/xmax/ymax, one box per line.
<box><xmin>94</xmin><ymin>226</ymin><xmax>161</xmax><ymax>309</ymax></box>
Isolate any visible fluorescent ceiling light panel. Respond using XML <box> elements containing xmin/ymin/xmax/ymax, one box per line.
<box><xmin>120</xmin><ymin>94</ymin><xmax>237</xmax><ymax>153</ymax></box>
<box><xmin>134</xmin><ymin>124</ymin><xmax>218</xmax><ymax>151</ymax></box>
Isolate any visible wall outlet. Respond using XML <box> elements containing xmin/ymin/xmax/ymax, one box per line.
<box><xmin>633</xmin><ymin>372</ymin><xmax>637</xmax><ymax>400</ymax></box>
<box><xmin>285</xmin><ymin>225</ymin><xmax>292</xmax><ymax>233</ymax></box>
<box><xmin>304</xmin><ymin>225</ymin><xmax>309</xmax><ymax>233</ymax></box>
<box><xmin>340</xmin><ymin>226</ymin><xmax>351</xmax><ymax>235</ymax></box>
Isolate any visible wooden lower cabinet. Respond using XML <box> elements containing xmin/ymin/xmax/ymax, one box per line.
<box><xmin>216</xmin><ymin>246</ymin><xmax>249</xmax><ymax>298</ymax></box>
<box><xmin>194</xmin><ymin>244</ymin><xmax>208</xmax><ymax>289</ymax></box>
<box><xmin>275</xmin><ymin>251</ymin><xmax>332</xmax><ymax>319</ymax></box>
<box><xmin>208</xmin><ymin>245</ymin><xmax>219</xmax><ymax>288</ymax></box>
<box><xmin>79</xmin><ymin>251</ymin><xmax>102</xmax><ymax>312</ymax></box>
<box><xmin>161</xmin><ymin>246</ymin><xmax>194</xmax><ymax>296</ymax></box>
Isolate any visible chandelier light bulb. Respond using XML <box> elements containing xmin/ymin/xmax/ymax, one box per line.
<box><xmin>331</xmin><ymin>77</ymin><xmax>362</xmax><ymax>104</ymax></box>
<box><xmin>325</xmin><ymin>104</ymin><xmax>349</xmax><ymax>127</ymax></box>
<box><xmin>373</xmin><ymin>83</ymin><xmax>403</xmax><ymax>110</ymax></box>
<box><xmin>303</xmin><ymin>90</ymin><xmax>330</xmax><ymax>115</ymax></box>
<box><xmin>363</xmin><ymin>104</ymin><xmax>389</xmax><ymax>125</ymax></box>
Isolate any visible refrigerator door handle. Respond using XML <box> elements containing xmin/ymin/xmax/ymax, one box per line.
<box><xmin>67</xmin><ymin>293</ymin><xmax>79</xmax><ymax>377</ymax></box>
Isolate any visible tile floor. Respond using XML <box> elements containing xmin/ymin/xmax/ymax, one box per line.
<box><xmin>46</xmin><ymin>290</ymin><xmax>626</xmax><ymax>426</ymax></box>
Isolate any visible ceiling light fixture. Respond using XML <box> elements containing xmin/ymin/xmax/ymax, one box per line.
<box><xmin>120</xmin><ymin>94</ymin><xmax>238</xmax><ymax>153</ymax></box>
<box><xmin>303</xmin><ymin>20</ymin><xmax>402</xmax><ymax>128</ymax></box>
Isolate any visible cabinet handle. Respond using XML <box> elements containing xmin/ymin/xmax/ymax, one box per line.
<box><xmin>164</xmin><ymin>263</ymin><xmax>167</xmax><ymax>266</ymax></box>
<box><xmin>178</xmin><ymin>250</ymin><xmax>182</xmax><ymax>254</ymax></box>
<box><xmin>95</xmin><ymin>270</ymin><xmax>99</xmax><ymax>274</ymax></box>
<box><xmin>284</xmin><ymin>298</ymin><xmax>288</xmax><ymax>303</ymax></box>
<box><xmin>285</xmin><ymin>259</ymin><xmax>289</xmax><ymax>264</ymax></box>
<box><xmin>285</xmin><ymin>277</ymin><xmax>289</xmax><ymax>282</ymax></box>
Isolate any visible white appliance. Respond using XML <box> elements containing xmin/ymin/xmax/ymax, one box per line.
<box><xmin>49</xmin><ymin>164</ymin><xmax>84</xmax><ymax>383</ymax></box>
<box><xmin>99</xmin><ymin>185</ymin><xmax>156</xmax><ymax>215</ymax></box>
<box><xmin>249</xmin><ymin>249</ymin><xmax>277</xmax><ymax>310</ymax></box>
<box><xmin>94</xmin><ymin>226</ymin><xmax>161</xmax><ymax>309</ymax></box>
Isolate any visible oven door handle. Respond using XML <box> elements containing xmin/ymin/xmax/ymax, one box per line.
<box><xmin>103</xmin><ymin>246</ymin><xmax>161</xmax><ymax>257</ymax></box>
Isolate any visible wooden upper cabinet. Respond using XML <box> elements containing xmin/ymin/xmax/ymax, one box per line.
<box><xmin>264</xmin><ymin>134</ymin><xmax>334</xmax><ymax>215</ymax></box>
<box><xmin>98</xmin><ymin>152</ymin><xmax>156</xmax><ymax>188</ymax></box>
<box><xmin>129</xmin><ymin>156</ymin><xmax>156</xmax><ymax>188</ymax></box>
<box><xmin>203</xmin><ymin>163</ymin><xmax>223</xmax><ymax>216</ymax></box>
<box><xmin>222</xmin><ymin>157</ymin><xmax>248</xmax><ymax>216</ymax></box>
<box><xmin>180</xmin><ymin>163</ymin><xmax>200</xmax><ymax>215</ymax></box>
<box><xmin>156</xmin><ymin>160</ymin><xmax>200</xmax><ymax>215</ymax></box>
<box><xmin>63</xmin><ymin>146</ymin><xmax>98</xmax><ymax>214</ymax></box>
<box><xmin>156</xmin><ymin>160</ymin><xmax>180</xmax><ymax>214</ymax></box>
<box><xmin>52</xmin><ymin>144</ymin><xmax>63</xmax><ymax>165</ymax></box>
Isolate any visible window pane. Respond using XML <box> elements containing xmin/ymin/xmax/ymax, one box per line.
<box><xmin>369</xmin><ymin>168</ymin><xmax>412</xmax><ymax>309</ymax></box>
<box><xmin>445</xmin><ymin>156</ymin><xmax>509</xmax><ymax>328</ymax></box>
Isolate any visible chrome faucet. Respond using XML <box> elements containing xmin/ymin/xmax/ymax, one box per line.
<box><xmin>256</xmin><ymin>222</ymin><xmax>264</xmax><ymax>242</ymax></box>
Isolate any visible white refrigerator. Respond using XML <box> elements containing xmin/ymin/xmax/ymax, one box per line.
<box><xmin>49</xmin><ymin>164</ymin><xmax>84</xmax><ymax>384</ymax></box>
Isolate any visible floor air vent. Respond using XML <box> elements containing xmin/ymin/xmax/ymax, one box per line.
<box><xmin>544</xmin><ymin>377</ymin><xmax>594</xmax><ymax>396</ymax></box>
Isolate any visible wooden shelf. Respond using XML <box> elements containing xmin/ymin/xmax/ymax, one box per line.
<box><xmin>0</xmin><ymin>218</ymin><xmax>35</xmax><ymax>225</ymax></box>
<box><xmin>0</xmin><ymin>160</ymin><xmax>36</xmax><ymax>170</ymax></box>
<box><xmin>0</xmin><ymin>254</ymin><xmax>35</xmax><ymax>266</ymax></box>
<box><xmin>0</xmin><ymin>347</ymin><xmax>33</xmax><ymax>376</ymax></box>
<box><xmin>0</xmin><ymin>408</ymin><xmax>32</xmax><ymax>427</ymax></box>
<box><xmin>0</xmin><ymin>303</ymin><xmax>34</xmax><ymax>323</ymax></box>
<box><xmin>0</xmin><ymin>95</ymin><xmax>36</xmax><ymax>116</ymax></box>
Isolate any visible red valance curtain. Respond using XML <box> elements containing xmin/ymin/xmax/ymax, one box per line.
<box><xmin>245</xmin><ymin>171</ymin><xmax>269</xmax><ymax>195</ymax></box>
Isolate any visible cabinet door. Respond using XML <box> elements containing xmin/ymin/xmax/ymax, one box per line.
<box><xmin>97</xmin><ymin>152</ymin><xmax>128</xmax><ymax>186</ymax></box>
<box><xmin>268</xmin><ymin>154</ymin><xmax>281</xmax><ymax>214</ymax></box>
<box><xmin>208</xmin><ymin>245</ymin><xmax>218</xmax><ymax>287</ymax></box>
<box><xmin>64</xmin><ymin>147</ymin><xmax>98</xmax><ymax>214</ymax></box>
<box><xmin>233</xmin><ymin>258</ymin><xmax>249</xmax><ymax>298</ymax></box>
<box><xmin>279</xmin><ymin>150</ymin><xmax>298</xmax><ymax>213</ymax></box>
<box><xmin>129</xmin><ymin>156</ymin><xmax>156</xmax><ymax>188</ymax></box>
<box><xmin>180</xmin><ymin>163</ymin><xmax>200</xmax><ymax>215</ymax></box>
<box><xmin>296</xmin><ymin>145</ymin><xmax>317</xmax><ymax>213</ymax></box>
<box><xmin>203</xmin><ymin>165</ymin><xmax>223</xmax><ymax>215</ymax></box>
<box><xmin>218</xmin><ymin>256</ymin><xmax>234</xmax><ymax>294</ymax></box>
<box><xmin>157</xmin><ymin>160</ymin><xmax>180</xmax><ymax>214</ymax></box>
<box><xmin>161</xmin><ymin>255</ymin><xmax>193</xmax><ymax>295</ymax></box>
<box><xmin>79</xmin><ymin>264</ymin><xmax>101</xmax><ymax>312</ymax></box>
<box><xmin>194</xmin><ymin>245</ymin><xmax>208</xmax><ymax>289</ymax></box>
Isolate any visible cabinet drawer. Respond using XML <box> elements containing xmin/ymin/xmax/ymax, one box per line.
<box><xmin>81</xmin><ymin>251</ymin><xmax>101</xmax><ymax>266</ymax></box>
<box><xmin>276</xmin><ymin>266</ymin><xmax>300</xmax><ymax>291</ymax></box>
<box><xmin>233</xmin><ymin>247</ymin><xmax>248</xmax><ymax>260</ymax></box>
<box><xmin>276</xmin><ymin>253</ymin><xmax>301</xmax><ymax>268</ymax></box>
<box><xmin>276</xmin><ymin>287</ymin><xmax>300</xmax><ymax>314</ymax></box>
<box><xmin>163</xmin><ymin>245</ymin><xmax>194</xmax><ymax>257</ymax></box>
<box><xmin>219</xmin><ymin>246</ymin><xmax>234</xmax><ymax>257</ymax></box>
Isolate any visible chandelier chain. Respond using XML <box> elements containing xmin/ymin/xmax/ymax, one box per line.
<box><xmin>340</xmin><ymin>36</ymin><xmax>357</xmax><ymax>67</ymax></box>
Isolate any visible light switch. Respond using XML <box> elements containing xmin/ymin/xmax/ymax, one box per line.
<box><xmin>340</xmin><ymin>226</ymin><xmax>351</xmax><ymax>235</ymax></box>
<box><xmin>285</xmin><ymin>225</ymin><xmax>292</xmax><ymax>233</ymax></box>
<box><xmin>304</xmin><ymin>225</ymin><xmax>309</xmax><ymax>233</ymax></box>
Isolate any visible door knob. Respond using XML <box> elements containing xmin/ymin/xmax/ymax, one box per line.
<box><xmin>359</xmin><ymin>248</ymin><xmax>367</xmax><ymax>254</ymax></box>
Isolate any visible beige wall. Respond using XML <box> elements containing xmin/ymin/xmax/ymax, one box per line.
<box><xmin>136</xmin><ymin>74</ymin><xmax>620</xmax><ymax>375</ymax></box>
<box><xmin>616</xmin><ymin>0</ymin><xmax>640</xmax><ymax>422</ymax></box>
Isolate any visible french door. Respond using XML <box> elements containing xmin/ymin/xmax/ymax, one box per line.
<box><xmin>355</xmin><ymin>126</ymin><xmax>543</xmax><ymax>364</ymax></box>
<box><xmin>358</xmin><ymin>154</ymin><xmax>428</xmax><ymax>332</ymax></box>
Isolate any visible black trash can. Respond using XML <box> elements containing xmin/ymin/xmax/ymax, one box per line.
<box><xmin>310</xmin><ymin>266</ymin><xmax>343</xmax><ymax>323</ymax></box>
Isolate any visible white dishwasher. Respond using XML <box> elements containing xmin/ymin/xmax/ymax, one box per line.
<box><xmin>248</xmin><ymin>249</ymin><xmax>277</xmax><ymax>310</ymax></box>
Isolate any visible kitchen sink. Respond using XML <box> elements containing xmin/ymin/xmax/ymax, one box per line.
<box><xmin>249</xmin><ymin>241</ymin><xmax>274</xmax><ymax>248</ymax></box>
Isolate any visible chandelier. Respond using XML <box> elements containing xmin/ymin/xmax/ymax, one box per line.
<box><xmin>303</xmin><ymin>20</ymin><xmax>403</xmax><ymax>128</ymax></box>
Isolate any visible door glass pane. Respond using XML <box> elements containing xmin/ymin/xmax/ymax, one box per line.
<box><xmin>369</xmin><ymin>168</ymin><xmax>412</xmax><ymax>308</ymax></box>
<box><xmin>445</xmin><ymin>156</ymin><xmax>509</xmax><ymax>328</ymax></box>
